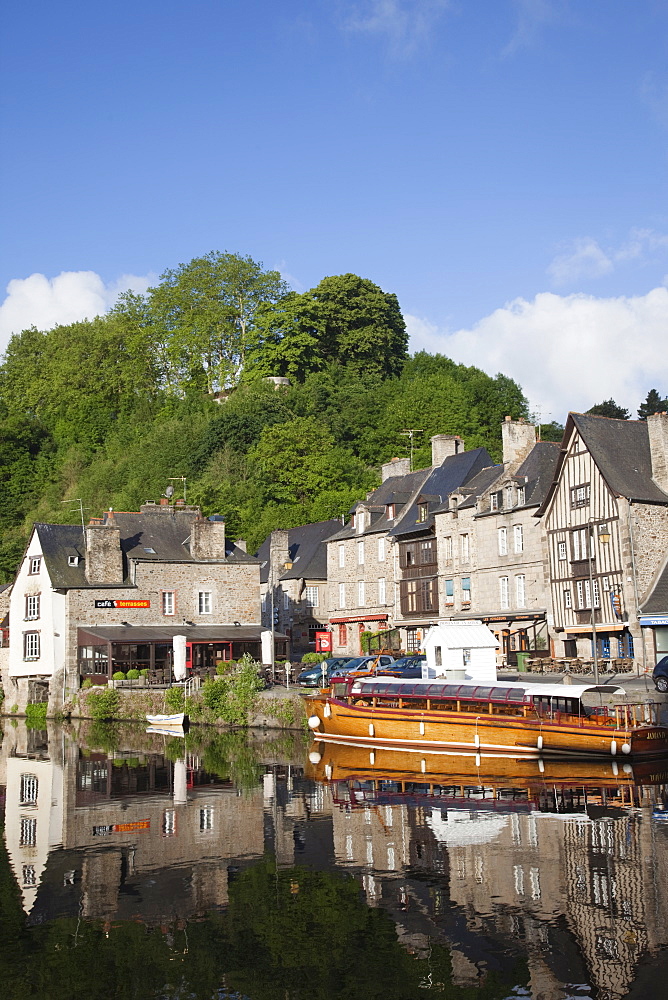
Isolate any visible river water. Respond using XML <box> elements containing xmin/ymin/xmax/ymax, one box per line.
<box><xmin>2</xmin><ymin>719</ymin><xmax>668</xmax><ymax>1000</ymax></box>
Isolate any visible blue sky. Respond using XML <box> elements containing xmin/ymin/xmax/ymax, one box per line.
<box><xmin>2</xmin><ymin>0</ymin><xmax>668</xmax><ymax>421</ymax></box>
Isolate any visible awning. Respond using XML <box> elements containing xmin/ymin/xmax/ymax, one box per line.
<box><xmin>453</xmin><ymin>610</ymin><xmax>546</xmax><ymax>624</ymax></box>
<box><xmin>639</xmin><ymin>615</ymin><xmax>668</xmax><ymax>627</ymax></box>
<box><xmin>78</xmin><ymin>625</ymin><xmax>287</xmax><ymax>643</ymax></box>
<box><xmin>565</xmin><ymin>623</ymin><xmax>626</xmax><ymax>634</ymax></box>
<box><xmin>329</xmin><ymin>614</ymin><xmax>389</xmax><ymax>624</ymax></box>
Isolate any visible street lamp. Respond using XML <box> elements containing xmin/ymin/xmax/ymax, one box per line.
<box><xmin>589</xmin><ymin>521</ymin><xmax>611</xmax><ymax>684</ymax></box>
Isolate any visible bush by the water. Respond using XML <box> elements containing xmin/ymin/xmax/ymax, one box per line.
<box><xmin>202</xmin><ymin>654</ymin><xmax>264</xmax><ymax>725</ymax></box>
<box><xmin>87</xmin><ymin>688</ymin><xmax>121</xmax><ymax>720</ymax></box>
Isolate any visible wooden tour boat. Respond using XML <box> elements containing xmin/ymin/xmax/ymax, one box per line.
<box><xmin>306</xmin><ymin>677</ymin><xmax>668</xmax><ymax>759</ymax></box>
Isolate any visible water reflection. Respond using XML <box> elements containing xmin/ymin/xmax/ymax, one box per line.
<box><xmin>2</xmin><ymin>719</ymin><xmax>668</xmax><ymax>999</ymax></box>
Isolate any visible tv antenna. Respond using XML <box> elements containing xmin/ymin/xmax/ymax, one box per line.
<box><xmin>61</xmin><ymin>498</ymin><xmax>88</xmax><ymax>531</ymax></box>
<box><xmin>400</xmin><ymin>429</ymin><xmax>423</xmax><ymax>471</ymax></box>
<box><xmin>531</xmin><ymin>406</ymin><xmax>550</xmax><ymax>442</ymax></box>
<box><xmin>167</xmin><ymin>477</ymin><xmax>187</xmax><ymax>503</ymax></box>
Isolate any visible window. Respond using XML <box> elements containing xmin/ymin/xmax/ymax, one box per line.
<box><xmin>23</xmin><ymin>632</ymin><xmax>40</xmax><ymax>660</ymax></box>
<box><xmin>162</xmin><ymin>809</ymin><xmax>176</xmax><ymax>837</ymax></box>
<box><xmin>461</xmin><ymin>577</ymin><xmax>471</xmax><ymax>602</ymax></box>
<box><xmin>162</xmin><ymin>591</ymin><xmax>175</xmax><ymax>615</ymax></box>
<box><xmin>200</xmin><ymin>806</ymin><xmax>214</xmax><ymax>832</ymax></box>
<box><xmin>198</xmin><ymin>591</ymin><xmax>212</xmax><ymax>614</ymax></box>
<box><xmin>20</xmin><ymin>817</ymin><xmax>37</xmax><ymax>848</ymax></box>
<box><xmin>505</xmin><ymin>486</ymin><xmax>514</xmax><ymax>509</ymax></box>
<box><xmin>356</xmin><ymin>510</ymin><xmax>365</xmax><ymax>534</ymax></box>
<box><xmin>20</xmin><ymin>774</ymin><xmax>38</xmax><ymax>806</ymax></box>
<box><xmin>338</xmin><ymin>623</ymin><xmax>347</xmax><ymax>646</ymax></box>
<box><xmin>517</xmin><ymin>486</ymin><xmax>525</xmax><ymax>506</ymax></box>
<box><xmin>417</xmin><ymin>503</ymin><xmax>428</xmax><ymax>522</ymax></box>
<box><xmin>460</xmin><ymin>534</ymin><xmax>470</xmax><ymax>562</ymax></box>
<box><xmin>514</xmin><ymin>525</ymin><xmax>523</xmax><ymax>553</ymax></box>
<box><xmin>564</xmin><ymin>589</ymin><xmax>572</xmax><ymax>609</ymax></box>
<box><xmin>28</xmin><ymin>556</ymin><xmax>41</xmax><ymax>575</ymax></box>
<box><xmin>339</xmin><ymin>582</ymin><xmax>345</xmax><ymax>608</ymax></box>
<box><xmin>25</xmin><ymin>595</ymin><xmax>40</xmax><ymax>620</ymax></box>
<box><xmin>338</xmin><ymin>543</ymin><xmax>345</xmax><ymax>568</ymax></box>
<box><xmin>22</xmin><ymin>865</ymin><xmax>36</xmax><ymax>887</ymax></box>
<box><xmin>261</xmin><ymin>594</ymin><xmax>267</xmax><ymax>613</ymax></box>
<box><xmin>357</xmin><ymin>540</ymin><xmax>365</xmax><ymax>565</ymax></box>
<box><xmin>378</xmin><ymin>537</ymin><xmax>385</xmax><ymax>562</ymax></box>
<box><xmin>571</xmin><ymin>484</ymin><xmax>590</xmax><ymax>508</ymax></box>
<box><xmin>377</xmin><ymin>577</ymin><xmax>386</xmax><ymax>605</ymax></box>
<box><xmin>406</xmin><ymin>628</ymin><xmax>421</xmax><ymax>652</ymax></box>
<box><xmin>444</xmin><ymin>536</ymin><xmax>453</xmax><ymax>561</ymax></box>
<box><xmin>462</xmin><ymin>648</ymin><xmax>471</xmax><ymax>666</ymax></box>
<box><xmin>387</xmin><ymin>503</ymin><xmax>395</xmax><ymax>519</ymax></box>
<box><xmin>490</xmin><ymin>492</ymin><xmax>499</xmax><ymax>511</ymax></box>
<box><xmin>572</xmin><ymin>528</ymin><xmax>589</xmax><ymax>560</ymax></box>
<box><xmin>305</xmin><ymin>586</ymin><xmax>319</xmax><ymax>608</ymax></box>
<box><xmin>498</xmin><ymin>527</ymin><xmax>508</xmax><ymax>555</ymax></box>
<box><xmin>576</xmin><ymin>579</ymin><xmax>600</xmax><ymax>609</ymax></box>
<box><xmin>558</xmin><ymin>540</ymin><xmax>567</xmax><ymax>560</ymax></box>
<box><xmin>400</xmin><ymin>579</ymin><xmax>437</xmax><ymax>615</ymax></box>
<box><xmin>358</xmin><ymin>580</ymin><xmax>365</xmax><ymax>606</ymax></box>
<box><xmin>500</xmin><ymin>577</ymin><xmax>509</xmax><ymax>609</ymax></box>
<box><xmin>515</xmin><ymin>574</ymin><xmax>526</xmax><ymax>607</ymax></box>
<box><xmin>434</xmin><ymin>645</ymin><xmax>442</xmax><ymax>667</ymax></box>
<box><xmin>283</xmin><ymin>591</ymin><xmax>290</xmax><ymax>610</ymax></box>
<box><xmin>445</xmin><ymin>579</ymin><xmax>454</xmax><ymax>604</ymax></box>
<box><xmin>67</xmin><ymin>554</ymin><xmax>79</xmax><ymax>566</ymax></box>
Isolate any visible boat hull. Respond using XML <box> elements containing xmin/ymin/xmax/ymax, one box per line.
<box><xmin>306</xmin><ymin>696</ymin><xmax>668</xmax><ymax>758</ymax></box>
<box><xmin>145</xmin><ymin>713</ymin><xmax>185</xmax><ymax>727</ymax></box>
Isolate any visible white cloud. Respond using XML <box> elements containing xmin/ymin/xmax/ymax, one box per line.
<box><xmin>406</xmin><ymin>286</ymin><xmax>668</xmax><ymax>422</ymax></box>
<box><xmin>503</xmin><ymin>0</ymin><xmax>565</xmax><ymax>57</ymax></box>
<box><xmin>547</xmin><ymin>228</ymin><xmax>668</xmax><ymax>285</ymax></box>
<box><xmin>339</xmin><ymin>0</ymin><xmax>451</xmax><ymax>56</ymax></box>
<box><xmin>0</xmin><ymin>270</ymin><xmax>155</xmax><ymax>354</ymax></box>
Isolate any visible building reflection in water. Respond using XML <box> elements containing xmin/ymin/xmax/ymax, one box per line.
<box><xmin>2</xmin><ymin>719</ymin><xmax>668</xmax><ymax>999</ymax></box>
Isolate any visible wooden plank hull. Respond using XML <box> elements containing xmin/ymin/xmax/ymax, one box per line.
<box><xmin>305</xmin><ymin>696</ymin><xmax>668</xmax><ymax>758</ymax></box>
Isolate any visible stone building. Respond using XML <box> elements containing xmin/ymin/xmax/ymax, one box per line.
<box><xmin>4</xmin><ymin>501</ymin><xmax>262</xmax><ymax>712</ymax></box>
<box><xmin>256</xmin><ymin>519</ymin><xmax>341</xmax><ymax>661</ymax></box>
<box><xmin>538</xmin><ymin>412</ymin><xmax>668</xmax><ymax>669</ymax></box>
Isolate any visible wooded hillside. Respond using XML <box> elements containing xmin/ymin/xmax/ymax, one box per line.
<box><xmin>0</xmin><ymin>252</ymin><xmax>529</xmax><ymax>581</ymax></box>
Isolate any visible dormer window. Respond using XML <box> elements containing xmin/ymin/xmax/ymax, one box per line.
<box><xmin>517</xmin><ymin>486</ymin><xmax>525</xmax><ymax>506</ymax></box>
<box><xmin>505</xmin><ymin>486</ymin><xmax>514</xmax><ymax>509</ymax></box>
<box><xmin>417</xmin><ymin>503</ymin><xmax>428</xmax><ymax>522</ymax></box>
<box><xmin>386</xmin><ymin>503</ymin><xmax>395</xmax><ymax>520</ymax></box>
<box><xmin>356</xmin><ymin>511</ymin><xmax>365</xmax><ymax>534</ymax></box>
<box><xmin>490</xmin><ymin>493</ymin><xmax>499</xmax><ymax>511</ymax></box>
<box><xmin>67</xmin><ymin>555</ymin><xmax>79</xmax><ymax>567</ymax></box>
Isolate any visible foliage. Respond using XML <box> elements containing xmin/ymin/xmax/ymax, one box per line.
<box><xmin>84</xmin><ymin>720</ymin><xmax>121</xmax><ymax>753</ymax></box>
<box><xmin>201</xmin><ymin>731</ymin><xmax>263</xmax><ymax>790</ymax></box>
<box><xmin>537</xmin><ymin>420</ymin><xmax>564</xmax><ymax>442</ymax></box>
<box><xmin>82</xmin><ymin>678</ymin><xmax>92</xmax><ymax>689</ymax></box>
<box><xmin>586</xmin><ymin>398</ymin><xmax>630</xmax><ymax>418</ymax></box>
<box><xmin>0</xmin><ymin>687</ymin><xmax>4</xmax><ymax>704</ymax></box>
<box><xmin>126</xmin><ymin>669</ymin><xmax>140</xmax><ymax>679</ymax></box>
<box><xmin>112</xmin><ymin>671</ymin><xmax>126</xmax><ymax>680</ymax></box>
<box><xmin>300</xmin><ymin>652</ymin><xmax>327</xmax><ymax>664</ymax></box>
<box><xmin>258</xmin><ymin>695</ymin><xmax>304</xmax><ymax>728</ymax></box>
<box><xmin>202</xmin><ymin>653</ymin><xmax>264</xmax><ymax>725</ymax></box>
<box><xmin>86</xmin><ymin>688</ymin><xmax>121</xmax><ymax>720</ymax></box>
<box><xmin>638</xmin><ymin>388</ymin><xmax>668</xmax><ymax>420</ymax></box>
<box><xmin>164</xmin><ymin>686</ymin><xmax>185</xmax><ymax>713</ymax></box>
<box><xmin>25</xmin><ymin>702</ymin><xmax>48</xmax><ymax>727</ymax></box>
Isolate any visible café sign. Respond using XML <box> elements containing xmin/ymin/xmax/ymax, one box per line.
<box><xmin>94</xmin><ymin>599</ymin><xmax>150</xmax><ymax>609</ymax></box>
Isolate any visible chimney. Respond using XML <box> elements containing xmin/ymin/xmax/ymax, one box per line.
<box><xmin>191</xmin><ymin>516</ymin><xmax>226</xmax><ymax>560</ymax></box>
<box><xmin>431</xmin><ymin>434</ymin><xmax>465</xmax><ymax>467</ymax></box>
<box><xmin>85</xmin><ymin>522</ymin><xmax>123</xmax><ymax>585</ymax></box>
<box><xmin>381</xmin><ymin>456</ymin><xmax>411</xmax><ymax>481</ymax></box>
<box><xmin>235</xmin><ymin>539</ymin><xmax>247</xmax><ymax>553</ymax></box>
<box><xmin>269</xmin><ymin>529</ymin><xmax>290</xmax><ymax>582</ymax></box>
<box><xmin>501</xmin><ymin>416</ymin><xmax>536</xmax><ymax>468</ymax></box>
<box><xmin>648</xmin><ymin>412</ymin><xmax>668</xmax><ymax>493</ymax></box>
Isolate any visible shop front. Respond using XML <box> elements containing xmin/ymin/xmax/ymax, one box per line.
<box><xmin>77</xmin><ymin>625</ymin><xmax>287</xmax><ymax>685</ymax></box>
<box><xmin>329</xmin><ymin>614</ymin><xmax>389</xmax><ymax>655</ymax></box>
<box><xmin>453</xmin><ymin>610</ymin><xmax>548</xmax><ymax>666</ymax></box>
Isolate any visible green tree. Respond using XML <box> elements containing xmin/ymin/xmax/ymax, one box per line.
<box><xmin>638</xmin><ymin>388</ymin><xmax>668</xmax><ymax>420</ymax></box>
<box><xmin>147</xmin><ymin>251</ymin><xmax>289</xmax><ymax>393</ymax></box>
<box><xmin>586</xmin><ymin>399</ymin><xmax>630</xmax><ymax>419</ymax></box>
<box><xmin>246</xmin><ymin>273</ymin><xmax>408</xmax><ymax>381</ymax></box>
<box><xmin>538</xmin><ymin>420</ymin><xmax>565</xmax><ymax>442</ymax></box>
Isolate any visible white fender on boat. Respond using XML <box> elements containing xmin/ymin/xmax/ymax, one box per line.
<box><xmin>612</xmin><ymin>760</ymin><xmax>619</xmax><ymax>776</ymax></box>
<box><xmin>537</xmin><ymin>735</ymin><xmax>543</xmax><ymax>751</ymax></box>
<box><xmin>622</xmin><ymin>743</ymin><xmax>631</xmax><ymax>755</ymax></box>
<box><xmin>419</xmin><ymin>722</ymin><xmax>425</xmax><ymax>735</ymax></box>
<box><xmin>421</xmin><ymin>758</ymin><xmax>426</xmax><ymax>773</ymax></box>
<box><xmin>308</xmin><ymin>750</ymin><xmax>322</xmax><ymax>764</ymax></box>
<box><xmin>474</xmin><ymin>733</ymin><xmax>480</xmax><ymax>748</ymax></box>
<box><xmin>538</xmin><ymin>758</ymin><xmax>545</xmax><ymax>773</ymax></box>
<box><xmin>323</xmin><ymin>702</ymin><xmax>332</xmax><ymax>718</ymax></box>
<box><xmin>324</xmin><ymin>764</ymin><xmax>332</xmax><ymax>780</ymax></box>
<box><xmin>623</xmin><ymin>762</ymin><xmax>633</xmax><ymax>773</ymax></box>
<box><xmin>475</xmin><ymin>753</ymin><xmax>481</xmax><ymax>767</ymax></box>
<box><xmin>369</xmin><ymin>751</ymin><xmax>375</xmax><ymax>765</ymax></box>
<box><xmin>308</xmin><ymin>715</ymin><xmax>321</xmax><ymax>729</ymax></box>
<box><xmin>369</xmin><ymin>723</ymin><xmax>375</xmax><ymax>736</ymax></box>
<box><xmin>610</xmin><ymin>740</ymin><xmax>617</xmax><ymax>756</ymax></box>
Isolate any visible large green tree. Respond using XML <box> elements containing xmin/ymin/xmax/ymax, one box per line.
<box><xmin>586</xmin><ymin>399</ymin><xmax>630</xmax><ymax>419</ymax></box>
<box><xmin>246</xmin><ymin>273</ymin><xmax>408</xmax><ymax>381</ymax></box>
<box><xmin>638</xmin><ymin>388</ymin><xmax>668</xmax><ymax>420</ymax></box>
<box><xmin>147</xmin><ymin>251</ymin><xmax>288</xmax><ymax>393</ymax></box>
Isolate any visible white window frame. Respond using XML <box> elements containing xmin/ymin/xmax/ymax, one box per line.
<box><xmin>499</xmin><ymin>577</ymin><xmax>509</xmax><ymax>610</ymax></box>
<box><xmin>23</xmin><ymin>632</ymin><xmax>40</xmax><ymax>660</ymax></box>
<box><xmin>517</xmin><ymin>486</ymin><xmax>525</xmax><ymax>506</ymax></box>
<box><xmin>505</xmin><ymin>486</ymin><xmax>514</xmax><ymax>509</ymax></box>
<box><xmin>356</xmin><ymin>510</ymin><xmax>365</xmax><ymax>534</ymax></box>
<box><xmin>339</xmin><ymin>582</ymin><xmax>345</xmax><ymax>608</ymax></box>
<box><xmin>28</xmin><ymin>557</ymin><xmax>41</xmax><ymax>575</ymax></box>
<box><xmin>377</xmin><ymin>537</ymin><xmax>385</xmax><ymax>562</ymax></box>
<box><xmin>490</xmin><ymin>493</ymin><xmax>499</xmax><ymax>511</ymax></box>
<box><xmin>198</xmin><ymin>591</ymin><xmax>212</xmax><ymax>615</ymax></box>
<box><xmin>572</xmin><ymin>528</ymin><xmax>589</xmax><ymax>561</ymax></box>
<box><xmin>564</xmin><ymin>589</ymin><xmax>572</xmax><ymax>609</ymax></box>
<box><xmin>514</xmin><ymin>524</ymin><xmax>523</xmax><ymax>553</ymax></box>
<box><xmin>304</xmin><ymin>586</ymin><xmax>319</xmax><ymax>608</ymax></box>
<box><xmin>498</xmin><ymin>527</ymin><xmax>508</xmax><ymax>556</ymax></box>
<box><xmin>25</xmin><ymin>594</ymin><xmax>40</xmax><ymax>620</ymax></box>
<box><xmin>162</xmin><ymin>591</ymin><xmax>175</xmax><ymax>616</ymax></box>
<box><xmin>338</xmin><ymin>543</ymin><xmax>345</xmax><ymax>568</ymax></box>
<box><xmin>283</xmin><ymin>590</ymin><xmax>289</xmax><ymax>610</ymax></box>
<box><xmin>444</xmin><ymin>536</ymin><xmax>453</xmax><ymax>561</ymax></box>
<box><xmin>558</xmin><ymin>540</ymin><xmax>567</xmax><ymax>561</ymax></box>
<box><xmin>358</xmin><ymin>580</ymin><xmax>365</xmax><ymax>607</ymax></box>
<box><xmin>378</xmin><ymin>577</ymin><xmax>386</xmax><ymax>605</ymax></box>
<box><xmin>20</xmin><ymin>774</ymin><xmax>38</xmax><ymax>806</ymax></box>
<box><xmin>357</xmin><ymin>540</ymin><xmax>365</xmax><ymax>565</ymax></box>
<box><xmin>515</xmin><ymin>574</ymin><xmax>526</xmax><ymax>607</ymax></box>
<box><xmin>200</xmin><ymin>805</ymin><xmax>214</xmax><ymax>832</ymax></box>
<box><xmin>460</xmin><ymin>534</ymin><xmax>470</xmax><ymax>562</ymax></box>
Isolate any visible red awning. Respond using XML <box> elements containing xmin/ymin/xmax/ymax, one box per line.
<box><xmin>329</xmin><ymin>614</ymin><xmax>389</xmax><ymax>624</ymax></box>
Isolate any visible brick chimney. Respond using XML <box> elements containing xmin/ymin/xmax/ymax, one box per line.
<box><xmin>381</xmin><ymin>456</ymin><xmax>411</xmax><ymax>481</ymax></box>
<box><xmin>648</xmin><ymin>412</ymin><xmax>668</xmax><ymax>493</ymax></box>
<box><xmin>85</xmin><ymin>519</ymin><xmax>123</xmax><ymax>585</ymax></box>
<box><xmin>269</xmin><ymin>529</ymin><xmax>290</xmax><ymax>582</ymax></box>
<box><xmin>431</xmin><ymin>434</ymin><xmax>464</xmax><ymax>467</ymax></box>
<box><xmin>501</xmin><ymin>417</ymin><xmax>536</xmax><ymax>468</ymax></box>
<box><xmin>190</xmin><ymin>516</ymin><xmax>227</xmax><ymax>560</ymax></box>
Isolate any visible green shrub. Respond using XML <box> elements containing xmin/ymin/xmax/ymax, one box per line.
<box><xmin>10</xmin><ymin>704</ymin><xmax>18</xmax><ymax>714</ymax></box>
<box><xmin>202</xmin><ymin>653</ymin><xmax>264</xmax><ymax>725</ymax></box>
<box><xmin>87</xmin><ymin>688</ymin><xmax>121</xmax><ymax>720</ymax></box>
<box><xmin>126</xmin><ymin>669</ymin><xmax>140</xmax><ymax>680</ymax></box>
<box><xmin>82</xmin><ymin>678</ymin><xmax>93</xmax><ymax>689</ymax></box>
<box><xmin>140</xmin><ymin>668</ymin><xmax>149</xmax><ymax>677</ymax></box>
<box><xmin>25</xmin><ymin>702</ymin><xmax>48</xmax><ymax>728</ymax></box>
<box><xmin>112</xmin><ymin>671</ymin><xmax>126</xmax><ymax>681</ymax></box>
<box><xmin>0</xmin><ymin>687</ymin><xmax>4</xmax><ymax>705</ymax></box>
<box><xmin>216</xmin><ymin>659</ymin><xmax>235</xmax><ymax>675</ymax></box>
<box><xmin>165</xmin><ymin>686</ymin><xmax>185</xmax><ymax>713</ymax></box>
<box><xmin>300</xmin><ymin>652</ymin><xmax>327</xmax><ymax>664</ymax></box>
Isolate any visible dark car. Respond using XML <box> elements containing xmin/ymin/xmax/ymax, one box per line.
<box><xmin>653</xmin><ymin>655</ymin><xmax>668</xmax><ymax>693</ymax></box>
<box><xmin>377</xmin><ymin>654</ymin><xmax>426</xmax><ymax>679</ymax></box>
<box><xmin>329</xmin><ymin>654</ymin><xmax>396</xmax><ymax>681</ymax></box>
<box><xmin>296</xmin><ymin>657</ymin><xmax>356</xmax><ymax>687</ymax></box>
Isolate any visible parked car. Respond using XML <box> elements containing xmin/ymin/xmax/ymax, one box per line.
<box><xmin>653</xmin><ymin>655</ymin><xmax>668</xmax><ymax>693</ymax></box>
<box><xmin>377</xmin><ymin>654</ymin><xmax>426</xmax><ymax>679</ymax></box>
<box><xmin>296</xmin><ymin>657</ymin><xmax>356</xmax><ymax>687</ymax></box>
<box><xmin>329</xmin><ymin>654</ymin><xmax>396</xmax><ymax>681</ymax></box>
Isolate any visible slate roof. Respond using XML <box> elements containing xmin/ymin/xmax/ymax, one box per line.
<box><xmin>327</xmin><ymin>467</ymin><xmax>434</xmax><ymax>542</ymax></box>
<box><xmin>539</xmin><ymin>414</ymin><xmax>668</xmax><ymax>514</ymax></box>
<box><xmin>256</xmin><ymin>519</ymin><xmax>342</xmax><ymax>584</ymax></box>
<box><xmin>439</xmin><ymin>464</ymin><xmax>503</xmax><ymax>512</ymax></box>
<box><xmin>35</xmin><ymin>512</ymin><xmax>257</xmax><ymax>590</ymax></box>
<box><xmin>639</xmin><ymin>553</ymin><xmax>668</xmax><ymax>615</ymax></box>
<box><xmin>388</xmin><ymin>447</ymin><xmax>494</xmax><ymax>538</ymax></box>
<box><xmin>515</xmin><ymin>440</ymin><xmax>561</xmax><ymax>506</ymax></box>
